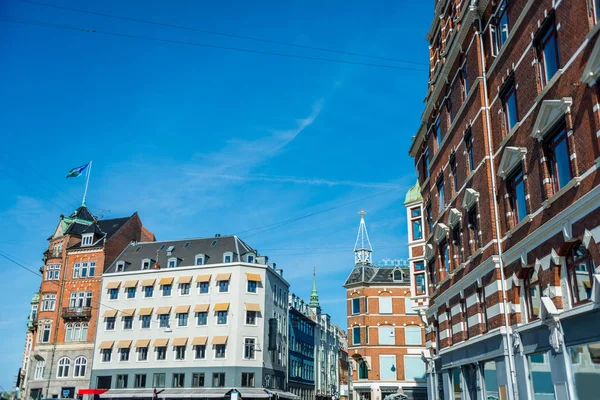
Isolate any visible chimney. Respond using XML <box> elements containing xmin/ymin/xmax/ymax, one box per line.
<box><xmin>276</xmin><ymin>269</ymin><xmax>283</xmax><ymax>277</ymax></box>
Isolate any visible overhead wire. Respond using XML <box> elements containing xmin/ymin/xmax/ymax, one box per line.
<box><xmin>0</xmin><ymin>16</ymin><xmax>428</xmax><ymax>72</ymax></box>
<box><xmin>19</xmin><ymin>0</ymin><xmax>429</xmax><ymax>67</ymax></box>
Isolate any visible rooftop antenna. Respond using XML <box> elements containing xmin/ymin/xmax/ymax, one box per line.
<box><xmin>354</xmin><ymin>210</ymin><xmax>373</xmax><ymax>265</ymax></box>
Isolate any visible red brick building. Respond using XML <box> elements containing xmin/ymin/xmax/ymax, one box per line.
<box><xmin>344</xmin><ymin>214</ymin><xmax>427</xmax><ymax>400</ymax></box>
<box><xmin>23</xmin><ymin>205</ymin><xmax>154</xmax><ymax>399</ymax></box>
<box><xmin>408</xmin><ymin>1</ymin><xmax>600</xmax><ymax>399</ymax></box>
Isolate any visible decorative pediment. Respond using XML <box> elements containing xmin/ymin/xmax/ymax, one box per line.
<box><xmin>462</xmin><ymin>188</ymin><xmax>480</xmax><ymax>210</ymax></box>
<box><xmin>434</xmin><ymin>223</ymin><xmax>449</xmax><ymax>243</ymax></box>
<box><xmin>581</xmin><ymin>36</ymin><xmax>600</xmax><ymax>85</ymax></box>
<box><xmin>531</xmin><ymin>98</ymin><xmax>572</xmax><ymax>140</ymax></box>
<box><xmin>448</xmin><ymin>208</ymin><xmax>462</xmax><ymax>227</ymax></box>
<box><xmin>425</xmin><ymin>244</ymin><xmax>434</xmax><ymax>261</ymax></box>
<box><xmin>497</xmin><ymin>147</ymin><xmax>527</xmax><ymax>179</ymax></box>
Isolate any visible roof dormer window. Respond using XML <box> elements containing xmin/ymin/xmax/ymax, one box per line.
<box><xmin>141</xmin><ymin>259</ymin><xmax>151</xmax><ymax>270</ymax></box>
<box><xmin>393</xmin><ymin>268</ymin><xmax>404</xmax><ymax>282</ymax></box>
<box><xmin>81</xmin><ymin>234</ymin><xmax>94</xmax><ymax>247</ymax></box>
<box><xmin>166</xmin><ymin>246</ymin><xmax>175</xmax><ymax>256</ymax></box>
<box><xmin>195</xmin><ymin>254</ymin><xmax>205</xmax><ymax>266</ymax></box>
<box><xmin>223</xmin><ymin>252</ymin><xmax>234</xmax><ymax>263</ymax></box>
<box><xmin>247</xmin><ymin>255</ymin><xmax>255</xmax><ymax>264</ymax></box>
<box><xmin>167</xmin><ymin>257</ymin><xmax>179</xmax><ymax>268</ymax></box>
<box><xmin>116</xmin><ymin>261</ymin><xmax>125</xmax><ymax>272</ymax></box>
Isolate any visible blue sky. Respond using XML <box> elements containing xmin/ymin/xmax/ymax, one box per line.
<box><xmin>0</xmin><ymin>0</ymin><xmax>433</xmax><ymax>389</ymax></box>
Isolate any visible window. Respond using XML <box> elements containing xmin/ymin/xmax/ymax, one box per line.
<box><xmin>434</xmin><ymin>117</ymin><xmax>443</xmax><ymax>150</ymax></box>
<box><xmin>528</xmin><ymin>353</ymin><xmax>555</xmax><ymax>399</ymax></box>
<box><xmin>196</xmin><ymin>312</ymin><xmax>208</xmax><ymax>325</ymax></box>
<box><xmin>223</xmin><ymin>253</ymin><xmax>233</xmax><ymax>263</ymax></box>
<box><xmin>460</xmin><ymin>301</ymin><xmax>469</xmax><ymax>339</ymax></box>
<box><xmin>167</xmin><ymin>258</ymin><xmax>178</xmax><ymax>268</ymax></box>
<box><xmin>141</xmin><ymin>259</ymin><xmax>151</xmax><ymax>270</ymax></box>
<box><xmin>120</xmin><ymin>348</ymin><xmax>130</xmax><ymax>362</ymax></box>
<box><xmin>405</xmin><ymin>326</ymin><xmax>422</xmax><ymax>345</ymax></box>
<box><xmin>508</xmin><ymin>167</ymin><xmax>527</xmax><ymax>224</ymax></box>
<box><xmin>247</xmin><ymin>255</ymin><xmax>255</xmax><ymax>263</ymax></box>
<box><xmin>213</xmin><ymin>373</ymin><xmax>226</xmax><ymax>387</ymax></box>
<box><xmin>465</xmin><ymin>130</ymin><xmax>474</xmax><ymax>171</ymax></box>
<box><xmin>123</xmin><ymin>316</ymin><xmax>133</xmax><ymax>330</ymax></box>
<box><xmin>450</xmin><ymin>154</ymin><xmax>458</xmax><ymax>191</ymax></box>
<box><xmin>437</xmin><ymin>177</ymin><xmax>445</xmax><ymax>211</ymax></box>
<box><xmin>116</xmin><ymin>374</ymin><xmax>128</xmax><ymax>389</ymax></box>
<box><xmin>172</xmin><ymin>373</ymin><xmax>185</xmax><ymax>388</ymax></box>
<box><xmin>109</xmin><ymin>288</ymin><xmax>118</xmax><ymax>300</ymax></box>
<box><xmin>56</xmin><ymin>357</ymin><xmax>70</xmax><ymax>378</ymax></box>
<box><xmin>478</xmin><ymin>287</ymin><xmax>489</xmax><ymax>332</ymax></box>
<box><xmin>159</xmin><ymin>314</ymin><xmax>170</xmax><ymax>328</ymax></box>
<box><xmin>536</xmin><ymin>17</ymin><xmax>560</xmax><ymax>86</ymax></box>
<box><xmin>141</xmin><ymin>315</ymin><xmax>151</xmax><ymax>329</ymax></box>
<box><xmin>358</xmin><ymin>360</ymin><xmax>369</xmax><ymax>379</ymax></box>
<box><xmin>81</xmin><ymin>234</ymin><xmax>93</xmax><ymax>246</ymax></box>
<box><xmin>545</xmin><ymin>124</ymin><xmax>572</xmax><ymax>193</ymax></box>
<box><xmin>379</xmin><ymin>297</ymin><xmax>392</xmax><ymax>314</ymax></box>
<box><xmin>34</xmin><ymin>360</ymin><xmax>45</xmax><ymax>380</ymax></box>
<box><xmin>452</xmin><ymin>368</ymin><xmax>462</xmax><ymax>399</ymax></box>
<box><xmin>525</xmin><ymin>268</ymin><xmax>542</xmax><ymax>321</ymax></box>
<box><xmin>244</xmin><ymin>338</ymin><xmax>256</xmax><ymax>359</ymax></box>
<box><xmin>246</xmin><ymin>310</ymin><xmax>257</xmax><ymax>325</ymax></box>
<box><xmin>415</xmin><ymin>261</ymin><xmax>426</xmax><ymax>296</ymax></box>
<box><xmin>162</xmin><ymin>284</ymin><xmax>172</xmax><ymax>296</ymax></box>
<box><xmin>491</xmin><ymin>1</ymin><xmax>509</xmax><ymax>56</ymax></box>
<box><xmin>177</xmin><ymin>312</ymin><xmax>188</xmax><ymax>327</ymax></box>
<box><xmin>404</xmin><ymin>356</ymin><xmax>426</xmax><ymax>381</ymax></box>
<box><xmin>440</xmin><ymin>240</ymin><xmax>450</xmax><ymax>277</ymax></box>
<box><xmin>42</xmin><ymin>294</ymin><xmax>56</xmax><ymax>311</ymax></box>
<box><xmin>594</xmin><ymin>0</ymin><xmax>600</xmax><ymax>24</ymax></box>
<box><xmin>180</xmin><ymin>283</ymin><xmax>190</xmax><ymax>295</ymax></box>
<box><xmin>242</xmin><ymin>372</ymin><xmax>255</xmax><ymax>387</ymax></box>
<box><xmin>215</xmin><ymin>344</ymin><xmax>226</xmax><ymax>358</ymax></box>
<box><xmin>567</xmin><ymin>243</ymin><xmax>595</xmax><ymax>305</ymax></box>
<box><xmin>127</xmin><ymin>287</ymin><xmax>136</xmax><ymax>299</ymax></box>
<box><xmin>101</xmin><ymin>349</ymin><xmax>111</xmax><ymax>362</ymax></box>
<box><xmin>378</xmin><ymin>326</ymin><xmax>395</xmax><ymax>345</ymax></box>
<box><xmin>426</xmin><ymin>203</ymin><xmax>433</xmax><ymax>234</ymax></box>
<box><xmin>353</xmin><ymin>326</ymin><xmax>361</xmax><ymax>345</ymax></box>
<box><xmin>567</xmin><ymin>341</ymin><xmax>600</xmax><ymax>398</ymax></box>
<box><xmin>195</xmin><ymin>345</ymin><xmax>206</xmax><ymax>359</ymax></box>
<box><xmin>461</xmin><ymin>58</ymin><xmax>469</xmax><ymax>99</ymax></box>
<box><xmin>105</xmin><ymin>317</ymin><xmax>115</xmax><ymax>330</ymax></box>
<box><xmin>501</xmin><ymin>80</ymin><xmax>518</xmax><ymax>133</ymax></box>
<box><xmin>423</xmin><ymin>149</ymin><xmax>430</xmax><ymax>179</ymax></box>
<box><xmin>156</xmin><ymin>346</ymin><xmax>167</xmax><ymax>361</ymax></box>
<box><xmin>451</xmin><ymin>225</ymin><xmax>462</xmax><ymax>267</ymax></box>
<box><xmin>199</xmin><ymin>281</ymin><xmax>209</xmax><ymax>294</ymax></box>
<box><xmin>138</xmin><ymin>347</ymin><xmax>148</xmax><ymax>361</ymax></box>
<box><xmin>69</xmin><ymin>291</ymin><xmax>92</xmax><ymax>309</ymax></box>
<box><xmin>195</xmin><ymin>255</ymin><xmax>205</xmax><ymax>265</ymax></box>
<box><xmin>247</xmin><ymin>280</ymin><xmax>258</xmax><ymax>293</ymax></box>
<box><xmin>393</xmin><ymin>269</ymin><xmax>403</xmax><ymax>281</ymax></box>
<box><xmin>446</xmin><ymin>97</ymin><xmax>454</xmax><ymax>123</ymax></box>
<box><xmin>217</xmin><ymin>310</ymin><xmax>228</xmax><ymax>325</ymax></box>
<box><xmin>144</xmin><ymin>286</ymin><xmax>153</xmax><ymax>298</ymax></box>
<box><xmin>428</xmin><ymin>261</ymin><xmax>437</xmax><ymax>286</ymax></box>
<box><xmin>192</xmin><ymin>373</ymin><xmax>205</xmax><ymax>387</ymax></box>
<box><xmin>116</xmin><ymin>262</ymin><xmax>125</xmax><ymax>272</ymax></box>
<box><xmin>467</xmin><ymin>206</ymin><xmax>480</xmax><ymax>249</ymax></box>
<box><xmin>175</xmin><ymin>346</ymin><xmax>186</xmax><ymax>360</ymax></box>
<box><xmin>45</xmin><ymin>264</ymin><xmax>60</xmax><ymax>280</ymax></box>
<box><xmin>134</xmin><ymin>374</ymin><xmax>146</xmax><ymax>388</ymax></box>
<box><xmin>153</xmin><ymin>373</ymin><xmax>166</xmax><ymax>388</ymax></box>
<box><xmin>218</xmin><ymin>280</ymin><xmax>230</xmax><ymax>292</ymax></box>
<box><xmin>483</xmin><ymin>361</ymin><xmax>499</xmax><ymax>400</ymax></box>
<box><xmin>410</xmin><ymin>208</ymin><xmax>423</xmax><ymax>240</ymax></box>
<box><xmin>352</xmin><ymin>298</ymin><xmax>361</xmax><ymax>315</ymax></box>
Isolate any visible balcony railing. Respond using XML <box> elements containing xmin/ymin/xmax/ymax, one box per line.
<box><xmin>62</xmin><ymin>307</ymin><xmax>92</xmax><ymax>320</ymax></box>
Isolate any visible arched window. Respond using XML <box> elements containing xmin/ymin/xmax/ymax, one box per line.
<box><xmin>80</xmin><ymin>322</ymin><xmax>89</xmax><ymax>342</ymax></box>
<box><xmin>34</xmin><ymin>360</ymin><xmax>45</xmax><ymax>380</ymax></box>
<box><xmin>525</xmin><ymin>269</ymin><xmax>541</xmax><ymax>321</ymax></box>
<box><xmin>567</xmin><ymin>243</ymin><xmax>595</xmax><ymax>305</ymax></box>
<box><xmin>73</xmin><ymin>323</ymin><xmax>81</xmax><ymax>342</ymax></box>
<box><xmin>358</xmin><ymin>359</ymin><xmax>369</xmax><ymax>380</ymax></box>
<box><xmin>393</xmin><ymin>269</ymin><xmax>404</xmax><ymax>281</ymax></box>
<box><xmin>57</xmin><ymin>357</ymin><xmax>70</xmax><ymax>378</ymax></box>
<box><xmin>65</xmin><ymin>323</ymin><xmax>73</xmax><ymax>342</ymax></box>
<box><xmin>73</xmin><ymin>356</ymin><xmax>87</xmax><ymax>377</ymax></box>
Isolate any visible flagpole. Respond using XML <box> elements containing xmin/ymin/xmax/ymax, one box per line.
<box><xmin>82</xmin><ymin>161</ymin><xmax>92</xmax><ymax>206</ymax></box>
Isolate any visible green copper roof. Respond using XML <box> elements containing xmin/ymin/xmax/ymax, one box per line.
<box><xmin>31</xmin><ymin>291</ymin><xmax>40</xmax><ymax>304</ymax></box>
<box><xmin>404</xmin><ymin>180</ymin><xmax>422</xmax><ymax>205</ymax></box>
<box><xmin>309</xmin><ymin>267</ymin><xmax>320</xmax><ymax>308</ymax></box>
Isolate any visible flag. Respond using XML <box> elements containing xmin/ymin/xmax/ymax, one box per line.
<box><xmin>66</xmin><ymin>163</ymin><xmax>89</xmax><ymax>178</ymax></box>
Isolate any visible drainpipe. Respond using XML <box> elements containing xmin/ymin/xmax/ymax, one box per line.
<box><xmin>474</xmin><ymin>10</ymin><xmax>520</xmax><ymax>400</ymax></box>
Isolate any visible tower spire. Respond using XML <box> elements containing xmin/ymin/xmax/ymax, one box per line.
<box><xmin>309</xmin><ymin>267</ymin><xmax>320</xmax><ymax>309</ymax></box>
<box><xmin>354</xmin><ymin>210</ymin><xmax>373</xmax><ymax>265</ymax></box>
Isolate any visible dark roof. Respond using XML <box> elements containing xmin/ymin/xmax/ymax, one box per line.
<box><xmin>65</xmin><ymin>222</ymin><xmax>92</xmax><ymax>236</ymax></box>
<box><xmin>344</xmin><ymin>264</ymin><xmax>410</xmax><ymax>286</ymax></box>
<box><xmin>68</xmin><ymin>215</ymin><xmax>134</xmax><ymax>250</ymax></box>
<box><xmin>105</xmin><ymin>235</ymin><xmax>259</xmax><ymax>274</ymax></box>
<box><xmin>69</xmin><ymin>206</ymin><xmax>95</xmax><ymax>222</ymax></box>
<box><xmin>97</xmin><ymin>217</ymin><xmax>132</xmax><ymax>239</ymax></box>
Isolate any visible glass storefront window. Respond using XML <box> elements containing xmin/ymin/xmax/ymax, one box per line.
<box><xmin>568</xmin><ymin>341</ymin><xmax>600</xmax><ymax>400</ymax></box>
<box><xmin>483</xmin><ymin>360</ymin><xmax>499</xmax><ymax>399</ymax></box>
<box><xmin>527</xmin><ymin>352</ymin><xmax>555</xmax><ymax>400</ymax></box>
<box><xmin>452</xmin><ymin>368</ymin><xmax>461</xmax><ymax>399</ymax></box>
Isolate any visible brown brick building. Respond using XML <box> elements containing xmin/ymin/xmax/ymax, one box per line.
<box><xmin>344</xmin><ymin>214</ymin><xmax>427</xmax><ymax>400</ymax></box>
<box><xmin>23</xmin><ymin>205</ymin><xmax>154</xmax><ymax>399</ymax></box>
<box><xmin>408</xmin><ymin>1</ymin><xmax>600</xmax><ymax>399</ymax></box>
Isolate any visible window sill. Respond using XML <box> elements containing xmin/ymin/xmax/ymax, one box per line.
<box><xmin>542</xmin><ymin>177</ymin><xmax>582</xmax><ymax>209</ymax></box>
<box><xmin>533</xmin><ymin>69</ymin><xmax>564</xmax><ymax>106</ymax></box>
<box><xmin>504</xmin><ymin>215</ymin><xmax>532</xmax><ymax>238</ymax></box>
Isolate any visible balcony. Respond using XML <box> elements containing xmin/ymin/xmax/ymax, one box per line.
<box><xmin>62</xmin><ymin>307</ymin><xmax>92</xmax><ymax>320</ymax></box>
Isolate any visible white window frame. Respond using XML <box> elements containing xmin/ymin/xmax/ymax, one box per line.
<box><xmin>214</xmin><ymin>344</ymin><xmax>227</xmax><ymax>359</ymax></box>
<box><xmin>243</xmin><ymin>337</ymin><xmax>256</xmax><ymax>360</ymax></box>
<box><xmin>174</xmin><ymin>345</ymin><xmax>186</xmax><ymax>361</ymax></box>
<box><xmin>73</xmin><ymin>356</ymin><xmax>87</xmax><ymax>377</ymax></box>
<box><xmin>81</xmin><ymin>233</ymin><xmax>94</xmax><ymax>246</ymax></box>
<box><xmin>247</xmin><ymin>255</ymin><xmax>255</xmax><ymax>263</ymax></box>
<box><xmin>141</xmin><ymin>259</ymin><xmax>151</xmax><ymax>270</ymax></box>
<box><xmin>223</xmin><ymin>252</ymin><xmax>233</xmax><ymax>263</ymax></box>
<box><xmin>116</xmin><ymin>261</ymin><xmax>125</xmax><ymax>272</ymax></box>
<box><xmin>56</xmin><ymin>357</ymin><xmax>70</xmax><ymax>378</ymax></box>
<box><xmin>195</xmin><ymin>254</ymin><xmax>205</xmax><ymax>266</ymax></box>
<box><xmin>34</xmin><ymin>360</ymin><xmax>45</xmax><ymax>380</ymax></box>
<box><xmin>167</xmin><ymin>257</ymin><xmax>178</xmax><ymax>268</ymax></box>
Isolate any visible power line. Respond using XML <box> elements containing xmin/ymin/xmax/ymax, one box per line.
<box><xmin>0</xmin><ymin>250</ymin><xmax>41</xmax><ymax>278</ymax></box>
<box><xmin>0</xmin><ymin>16</ymin><xmax>429</xmax><ymax>72</ymax></box>
<box><xmin>20</xmin><ymin>0</ymin><xmax>429</xmax><ymax>67</ymax></box>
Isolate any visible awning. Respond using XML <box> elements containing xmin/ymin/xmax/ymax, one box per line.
<box><xmin>135</xmin><ymin>339</ymin><xmax>150</xmax><ymax>348</ymax></box>
<box><xmin>159</xmin><ymin>277</ymin><xmax>174</xmax><ymax>285</ymax></box>
<box><xmin>99</xmin><ymin>340</ymin><xmax>114</xmax><ymax>349</ymax></box>
<box><xmin>215</xmin><ymin>272</ymin><xmax>231</xmax><ymax>281</ymax></box>
<box><xmin>212</xmin><ymin>336</ymin><xmax>228</xmax><ymax>345</ymax></box>
<box><xmin>78</xmin><ymin>389</ymin><xmax>108</xmax><ymax>396</ymax></box>
<box><xmin>123</xmin><ymin>280</ymin><xmax>138</xmax><ymax>288</ymax></box>
<box><xmin>103</xmin><ymin>309</ymin><xmax>118</xmax><ymax>318</ymax></box>
<box><xmin>172</xmin><ymin>337</ymin><xmax>188</xmax><ymax>346</ymax></box>
<box><xmin>121</xmin><ymin>308</ymin><xmax>135</xmax><ymax>317</ymax></box>
<box><xmin>153</xmin><ymin>338</ymin><xmax>169</xmax><ymax>347</ymax></box>
<box><xmin>196</xmin><ymin>274</ymin><xmax>211</xmax><ymax>283</ymax></box>
<box><xmin>213</xmin><ymin>303</ymin><xmax>229</xmax><ymax>311</ymax></box>
<box><xmin>156</xmin><ymin>306</ymin><xmax>172</xmax><ymax>315</ymax></box>
<box><xmin>194</xmin><ymin>304</ymin><xmax>210</xmax><ymax>313</ymax></box>
<box><xmin>174</xmin><ymin>305</ymin><xmax>190</xmax><ymax>314</ymax></box>
<box><xmin>141</xmin><ymin>278</ymin><xmax>156</xmax><ymax>287</ymax></box>
<box><xmin>138</xmin><ymin>307</ymin><xmax>153</xmax><ymax>316</ymax></box>
<box><xmin>178</xmin><ymin>276</ymin><xmax>192</xmax><ymax>284</ymax></box>
<box><xmin>191</xmin><ymin>336</ymin><xmax>208</xmax><ymax>346</ymax></box>
<box><xmin>100</xmin><ymin>388</ymin><xmax>236</xmax><ymax>399</ymax></box>
<box><xmin>117</xmin><ymin>340</ymin><xmax>132</xmax><ymax>348</ymax></box>
<box><xmin>245</xmin><ymin>303</ymin><xmax>261</xmax><ymax>312</ymax></box>
<box><xmin>246</xmin><ymin>272</ymin><xmax>262</xmax><ymax>282</ymax></box>
<box><xmin>105</xmin><ymin>281</ymin><xmax>120</xmax><ymax>289</ymax></box>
